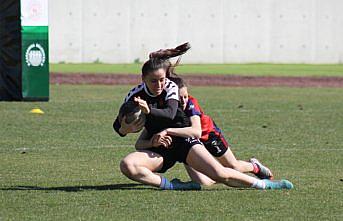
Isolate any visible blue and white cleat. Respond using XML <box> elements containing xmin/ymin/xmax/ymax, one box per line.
<box><xmin>263</xmin><ymin>179</ymin><xmax>294</xmax><ymax>190</ymax></box>
<box><xmin>250</xmin><ymin>157</ymin><xmax>274</xmax><ymax>180</ymax></box>
<box><xmin>171</xmin><ymin>178</ymin><xmax>201</xmax><ymax>191</ymax></box>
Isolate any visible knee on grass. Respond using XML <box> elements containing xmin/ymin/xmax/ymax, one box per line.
<box><xmin>120</xmin><ymin>158</ymin><xmax>140</xmax><ymax>178</ymax></box>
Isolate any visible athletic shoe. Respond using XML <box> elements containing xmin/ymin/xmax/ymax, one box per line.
<box><xmin>263</xmin><ymin>179</ymin><xmax>294</xmax><ymax>190</ymax></box>
<box><xmin>170</xmin><ymin>178</ymin><xmax>201</xmax><ymax>190</ymax></box>
<box><xmin>250</xmin><ymin>158</ymin><xmax>274</xmax><ymax>180</ymax></box>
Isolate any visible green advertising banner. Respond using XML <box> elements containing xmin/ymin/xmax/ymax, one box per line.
<box><xmin>21</xmin><ymin>0</ymin><xmax>49</xmax><ymax>101</ymax></box>
<box><xmin>22</xmin><ymin>26</ymin><xmax>49</xmax><ymax>100</ymax></box>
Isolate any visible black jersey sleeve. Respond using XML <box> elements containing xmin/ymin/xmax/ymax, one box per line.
<box><xmin>113</xmin><ymin>116</ymin><xmax>126</xmax><ymax>137</ymax></box>
<box><xmin>149</xmin><ymin>99</ymin><xmax>178</xmax><ymax>120</ymax></box>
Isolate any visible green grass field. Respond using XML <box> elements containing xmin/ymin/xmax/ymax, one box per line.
<box><xmin>1</xmin><ymin>85</ymin><xmax>342</xmax><ymax>220</ymax></box>
<box><xmin>50</xmin><ymin>63</ymin><xmax>343</xmax><ymax>77</ymax></box>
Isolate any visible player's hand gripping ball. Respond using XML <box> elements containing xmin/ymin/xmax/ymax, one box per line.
<box><xmin>119</xmin><ymin>101</ymin><xmax>146</xmax><ymax>132</ymax></box>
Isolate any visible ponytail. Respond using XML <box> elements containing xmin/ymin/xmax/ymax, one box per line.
<box><xmin>148</xmin><ymin>42</ymin><xmax>191</xmax><ymax>78</ymax></box>
<box><xmin>149</xmin><ymin>42</ymin><xmax>191</xmax><ymax>60</ymax></box>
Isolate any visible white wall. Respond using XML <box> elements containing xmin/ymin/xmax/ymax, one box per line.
<box><xmin>49</xmin><ymin>0</ymin><xmax>343</xmax><ymax>64</ymax></box>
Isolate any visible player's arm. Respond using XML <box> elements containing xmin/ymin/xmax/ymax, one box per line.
<box><xmin>135</xmin><ymin>129</ymin><xmax>153</xmax><ymax>150</ymax></box>
<box><xmin>113</xmin><ymin>117</ymin><xmax>127</xmax><ymax>137</ymax></box>
<box><xmin>114</xmin><ymin>85</ymin><xmax>143</xmax><ymax>137</ymax></box>
<box><xmin>135</xmin><ymin>128</ymin><xmax>172</xmax><ymax>150</ymax></box>
<box><xmin>135</xmin><ymin>97</ymin><xmax>178</xmax><ymax>120</ymax></box>
<box><xmin>149</xmin><ymin>99</ymin><xmax>178</xmax><ymax>120</ymax></box>
<box><xmin>161</xmin><ymin>97</ymin><xmax>203</xmax><ymax>138</ymax></box>
<box><xmin>160</xmin><ymin>115</ymin><xmax>202</xmax><ymax>139</ymax></box>
<box><xmin>135</xmin><ymin>79</ymin><xmax>179</xmax><ymax>120</ymax></box>
<box><xmin>113</xmin><ymin>114</ymin><xmax>145</xmax><ymax>137</ymax></box>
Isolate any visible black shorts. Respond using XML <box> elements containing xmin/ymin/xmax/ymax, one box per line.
<box><xmin>202</xmin><ymin>132</ymin><xmax>229</xmax><ymax>157</ymax></box>
<box><xmin>147</xmin><ymin>137</ymin><xmax>202</xmax><ymax>173</ymax></box>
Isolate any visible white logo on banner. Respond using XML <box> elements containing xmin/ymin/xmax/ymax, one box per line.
<box><xmin>25</xmin><ymin>43</ymin><xmax>46</xmax><ymax>67</ymax></box>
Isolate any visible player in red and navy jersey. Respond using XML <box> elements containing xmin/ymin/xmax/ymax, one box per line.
<box><xmin>162</xmin><ymin>76</ymin><xmax>275</xmax><ymax>185</ymax></box>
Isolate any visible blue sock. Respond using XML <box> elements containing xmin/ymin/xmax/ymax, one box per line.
<box><xmin>160</xmin><ymin>177</ymin><xmax>174</xmax><ymax>190</ymax></box>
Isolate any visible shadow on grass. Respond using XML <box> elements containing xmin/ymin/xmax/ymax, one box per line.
<box><xmin>0</xmin><ymin>179</ymin><xmax>268</xmax><ymax>192</ymax></box>
<box><xmin>1</xmin><ymin>184</ymin><xmax>258</xmax><ymax>192</ymax></box>
<box><xmin>0</xmin><ymin>183</ymin><xmax>155</xmax><ymax>192</ymax></box>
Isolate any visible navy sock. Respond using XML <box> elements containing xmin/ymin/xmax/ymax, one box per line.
<box><xmin>160</xmin><ymin>177</ymin><xmax>174</xmax><ymax>190</ymax></box>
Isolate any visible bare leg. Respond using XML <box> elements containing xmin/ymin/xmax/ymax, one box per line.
<box><xmin>120</xmin><ymin>150</ymin><xmax>164</xmax><ymax>187</ymax></box>
<box><xmin>217</xmin><ymin>148</ymin><xmax>254</xmax><ymax>173</ymax></box>
<box><xmin>186</xmin><ymin>144</ymin><xmax>258</xmax><ymax>188</ymax></box>
<box><xmin>184</xmin><ymin>164</ymin><xmax>215</xmax><ymax>186</ymax></box>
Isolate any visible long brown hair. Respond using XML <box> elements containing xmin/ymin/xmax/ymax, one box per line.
<box><xmin>142</xmin><ymin>42</ymin><xmax>191</xmax><ymax>78</ymax></box>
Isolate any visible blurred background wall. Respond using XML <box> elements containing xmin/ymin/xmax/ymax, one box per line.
<box><xmin>49</xmin><ymin>0</ymin><xmax>343</xmax><ymax>64</ymax></box>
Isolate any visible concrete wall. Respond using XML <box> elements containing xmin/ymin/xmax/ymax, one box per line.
<box><xmin>49</xmin><ymin>0</ymin><xmax>343</xmax><ymax>64</ymax></box>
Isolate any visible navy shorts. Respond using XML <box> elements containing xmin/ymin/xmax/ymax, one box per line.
<box><xmin>148</xmin><ymin>137</ymin><xmax>202</xmax><ymax>173</ymax></box>
<box><xmin>202</xmin><ymin>132</ymin><xmax>229</xmax><ymax>157</ymax></box>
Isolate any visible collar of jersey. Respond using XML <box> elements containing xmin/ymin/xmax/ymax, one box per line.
<box><xmin>144</xmin><ymin>83</ymin><xmax>158</xmax><ymax>97</ymax></box>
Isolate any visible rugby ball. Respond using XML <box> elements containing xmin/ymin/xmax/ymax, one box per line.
<box><xmin>119</xmin><ymin>101</ymin><xmax>146</xmax><ymax>124</ymax></box>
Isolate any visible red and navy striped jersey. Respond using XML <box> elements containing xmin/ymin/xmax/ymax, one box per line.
<box><xmin>184</xmin><ymin>95</ymin><xmax>222</xmax><ymax>141</ymax></box>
